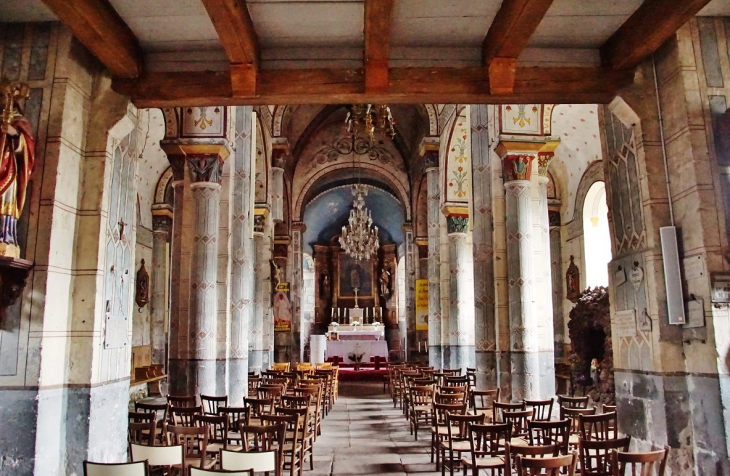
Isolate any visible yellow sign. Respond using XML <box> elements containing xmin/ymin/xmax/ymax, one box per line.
<box><xmin>415</xmin><ymin>279</ymin><xmax>428</xmax><ymax>330</ymax></box>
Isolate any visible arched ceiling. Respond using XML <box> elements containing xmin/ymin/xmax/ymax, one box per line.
<box><xmin>301</xmin><ymin>185</ymin><xmax>405</xmax><ymax>255</ymax></box>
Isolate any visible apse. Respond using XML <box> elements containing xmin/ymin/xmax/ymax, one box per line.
<box><xmin>301</xmin><ymin>184</ymin><xmax>405</xmax><ymax>255</ymax></box>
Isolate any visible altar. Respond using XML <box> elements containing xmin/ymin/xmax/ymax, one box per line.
<box><xmin>325</xmin><ymin>324</ymin><xmax>388</xmax><ymax>363</ymax></box>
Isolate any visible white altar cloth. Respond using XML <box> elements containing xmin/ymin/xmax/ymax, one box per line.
<box><xmin>325</xmin><ymin>340</ymin><xmax>388</xmax><ymax>363</ymax></box>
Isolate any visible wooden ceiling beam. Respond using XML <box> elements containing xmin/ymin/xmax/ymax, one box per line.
<box><xmin>40</xmin><ymin>0</ymin><xmax>142</xmax><ymax>78</ymax></box>
<box><xmin>482</xmin><ymin>0</ymin><xmax>555</xmax><ymax>94</ymax></box>
<box><xmin>364</xmin><ymin>0</ymin><xmax>394</xmax><ymax>93</ymax></box>
<box><xmin>602</xmin><ymin>0</ymin><xmax>713</xmax><ymax>70</ymax></box>
<box><xmin>199</xmin><ymin>0</ymin><xmax>260</xmax><ymax>97</ymax></box>
<box><xmin>112</xmin><ymin>66</ymin><xmax>633</xmax><ymax>108</ymax></box>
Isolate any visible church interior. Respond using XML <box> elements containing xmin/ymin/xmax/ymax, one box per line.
<box><xmin>1</xmin><ymin>0</ymin><xmax>730</xmax><ymax>475</ymax></box>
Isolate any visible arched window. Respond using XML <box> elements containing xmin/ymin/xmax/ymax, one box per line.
<box><xmin>583</xmin><ymin>181</ymin><xmax>611</xmax><ymax>288</ymax></box>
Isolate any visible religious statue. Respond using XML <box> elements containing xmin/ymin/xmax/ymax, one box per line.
<box><xmin>379</xmin><ymin>268</ymin><xmax>391</xmax><ymax>297</ymax></box>
<box><xmin>321</xmin><ymin>274</ymin><xmax>331</xmax><ymax>300</ymax></box>
<box><xmin>135</xmin><ymin>259</ymin><xmax>149</xmax><ymax>310</ymax></box>
<box><xmin>566</xmin><ymin>255</ymin><xmax>580</xmax><ymax>303</ymax></box>
<box><xmin>270</xmin><ymin>259</ymin><xmax>282</xmax><ymax>290</ymax></box>
<box><xmin>0</xmin><ymin>80</ymin><xmax>35</xmax><ymax>258</ymax></box>
<box><xmin>590</xmin><ymin>358</ymin><xmax>600</xmax><ymax>385</ymax></box>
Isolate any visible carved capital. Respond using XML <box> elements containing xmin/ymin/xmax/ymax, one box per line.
<box><xmin>188</xmin><ymin>156</ymin><xmax>224</xmax><ymax>184</ymax></box>
<box><xmin>151</xmin><ymin>210</ymin><xmax>173</xmax><ymax>235</ymax></box>
<box><xmin>536</xmin><ymin>151</ymin><xmax>554</xmax><ymax>178</ymax></box>
<box><xmin>422</xmin><ymin>150</ymin><xmax>439</xmax><ymax>170</ymax></box>
<box><xmin>446</xmin><ymin>215</ymin><xmax>469</xmax><ymax>234</ymax></box>
<box><xmin>501</xmin><ymin>154</ymin><xmax>534</xmax><ymax>182</ymax></box>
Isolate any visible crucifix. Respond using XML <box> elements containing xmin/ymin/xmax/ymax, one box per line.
<box><xmin>353</xmin><ymin>287</ymin><xmax>359</xmax><ymax>308</ymax></box>
<box><xmin>118</xmin><ymin>220</ymin><xmax>127</xmax><ymax>240</ymax></box>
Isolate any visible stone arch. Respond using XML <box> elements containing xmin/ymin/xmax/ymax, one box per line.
<box><xmin>423</xmin><ymin>104</ymin><xmax>439</xmax><ymax>136</ymax></box>
<box><xmin>154</xmin><ymin>166</ymin><xmax>174</xmax><ymax>205</ymax></box>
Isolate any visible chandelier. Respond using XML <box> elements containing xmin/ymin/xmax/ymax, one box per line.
<box><xmin>339</xmin><ymin>184</ymin><xmax>380</xmax><ymax>260</ymax></box>
<box><xmin>345</xmin><ymin>104</ymin><xmax>396</xmax><ymax>141</ymax></box>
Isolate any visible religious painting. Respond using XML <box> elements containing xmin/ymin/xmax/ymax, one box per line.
<box><xmin>337</xmin><ymin>253</ymin><xmax>374</xmax><ymax>299</ymax></box>
<box><xmin>415</xmin><ymin>279</ymin><xmax>428</xmax><ymax>330</ymax></box>
<box><xmin>274</xmin><ymin>282</ymin><xmax>292</xmax><ymax>332</ymax></box>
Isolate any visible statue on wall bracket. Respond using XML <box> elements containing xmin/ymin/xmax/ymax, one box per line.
<box><xmin>566</xmin><ymin>255</ymin><xmax>580</xmax><ymax>303</ymax></box>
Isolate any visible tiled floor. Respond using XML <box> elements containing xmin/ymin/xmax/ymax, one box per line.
<box><xmin>310</xmin><ymin>382</ymin><xmax>441</xmax><ymax>476</ymax></box>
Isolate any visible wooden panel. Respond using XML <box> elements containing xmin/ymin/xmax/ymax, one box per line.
<box><xmin>482</xmin><ymin>0</ymin><xmax>555</xmax><ymax>64</ymax></box>
<box><xmin>364</xmin><ymin>0</ymin><xmax>394</xmax><ymax>92</ymax></box>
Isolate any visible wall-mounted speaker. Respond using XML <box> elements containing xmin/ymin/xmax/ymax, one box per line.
<box><xmin>660</xmin><ymin>226</ymin><xmax>686</xmax><ymax>325</ymax></box>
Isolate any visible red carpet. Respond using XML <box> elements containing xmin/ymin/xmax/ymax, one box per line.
<box><xmin>337</xmin><ymin>368</ymin><xmax>388</xmax><ymax>382</ymax></box>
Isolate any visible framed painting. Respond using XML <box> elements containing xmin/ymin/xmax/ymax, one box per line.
<box><xmin>337</xmin><ymin>253</ymin><xmax>375</xmax><ymax>299</ymax></box>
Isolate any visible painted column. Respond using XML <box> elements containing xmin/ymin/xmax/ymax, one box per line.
<box><xmin>250</xmin><ymin>212</ymin><xmax>268</xmax><ymax>373</ymax></box>
<box><xmin>188</xmin><ymin>154</ymin><xmax>227</xmax><ymax>396</ymax></box>
<box><xmin>151</xmin><ymin>207</ymin><xmax>172</xmax><ymax>366</ymax></box>
<box><xmin>470</xmin><ymin>104</ymin><xmax>497</xmax><ymax>388</ymax></box>
<box><xmin>228</xmin><ymin>106</ymin><xmax>254</xmax><ymax>404</ymax></box>
<box><xmin>444</xmin><ymin>210</ymin><xmax>476</xmax><ymax>371</ymax></box>
<box><xmin>499</xmin><ymin>146</ymin><xmax>540</xmax><ymax>401</ymax></box>
<box><xmin>271</xmin><ymin>166</ymin><xmax>285</xmax><ymax>223</ymax></box>
<box><xmin>288</xmin><ymin>222</ymin><xmax>305</xmax><ymax>365</ymax></box>
<box><xmin>425</xmin><ymin>157</ymin><xmax>443</xmax><ymax>367</ymax></box>
<box><xmin>403</xmin><ymin>223</ymin><xmax>416</xmax><ymax>360</ymax></box>
<box><xmin>535</xmin><ymin>151</ymin><xmax>557</xmax><ymax>398</ymax></box>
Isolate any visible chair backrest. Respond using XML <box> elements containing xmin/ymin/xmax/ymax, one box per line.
<box><xmin>194</xmin><ymin>414</ymin><xmax>228</xmax><ymax>446</ymax></box>
<box><xmin>281</xmin><ymin>394</ymin><xmax>312</xmax><ymax>409</ymax></box>
<box><xmin>84</xmin><ymin>461</ymin><xmax>149</xmax><ymax>476</ymax></box>
<box><xmin>435</xmin><ymin>391</ymin><xmax>467</xmax><ymax>405</ymax></box>
<box><xmin>271</xmin><ymin>362</ymin><xmax>290</xmax><ymax>372</ymax></box>
<box><xmin>239</xmin><ymin>423</ymin><xmax>286</xmax><ymax>453</ymax></box>
<box><xmin>219</xmin><ymin>406</ymin><xmax>250</xmax><ymax>430</ymax></box>
<box><xmin>444</xmin><ymin>376</ymin><xmax>469</xmax><ymax>387</ymax></box>
<box><xmin>189</xmin><ymin>468</ymin><xmax>253</xmax><ymax>476</ymax></box>
<box><xmin>558</xmin><ymin>395</ymin><xmax>589</xmax><ymax>415</ymax></box>
<box><xmin>442</xmin><ymin>368</ymin><xmax>462</xmax><ymax>376</ymax></box>
<box><xmin>200</xmin><ymin>395</ymin><xmax>228</xmax><ymax>415</ymax></box>
<box><xmin>446</xmin><ymin>413</ymin><xmax>486</xmax><ymax>443</ymax></box>
<box><xmin>221</xmin><ymin>448</ymin><xmax>277</xmax><ymax>472</ymax></box>
<box><xmin>579</xmin><ymin>412</ymin><xmax>617</xmax><ymax>441</ymax></box>
<box><xmin>515</xmin><ymin>452</ymin><xmax>578</xmax><ymax>476</ymax></box>
<box><xmin>166</xmin><ymin>424</ymin><xmax>210</xmax><ymax>469</ymax></box>
<box><xmin>471</xmin><ymin>389</ymin><xmax>500</xmax><ymax>414</ymax></box>
<box><xmin>493</xmin><ymin>401</ymin><xmax>526</xmax><ymax>423</ymax></box>
<box><xmin>167</xmin><ymin>395</ymin><xmax>197</xmax><ymax>407</ymax></box>
<box><xmin>432</xmin><ymin>402</ymin><xmax>467</xmax><ymax>429</ymax></box>
<box><xmin>508</xmin><ymin>442</ymin><xmax>558</xmax><ymax>459</ymax></box>
<box><xmin>602</xmin><ymin>404</ymin><xmax>617</xmax><ymax>414</ymax></box>
<box><xmin>130</xmin><ymin>443</ymin><xmax>183</xmax><ymax>467</ymax></box>
<box><xmin>410</xmin><ymin>385</ymin><xmax>434</xmax><ymax>405</ymax></box>
<box><xmin>276</xmin><ymin>406</ymin><xmax>312</xmax><ymax>438</ymax></box>
<box><xmin>169</xmin><ymin>405</ymin><xmax>202</xmax><ymax>426</ymax></box>
<box><xmin>135</xmin><ymin>402</ymin><xmax>167</xmax><ymax>422</ymax></box>
<box><xmin>128</xmin><ymin>415</ymin><xmax>157</xmax><ymax>446</ymax></box>
<box><xmin>469</xmin><ymin>422</ymin><xmax>512</xmax><ymax>459</ymax></box>
<box><xmin>503</xmin><ymin>409</ymin><xmax>534</xmax><ymax>437</ymax></box>
<box><xmin>611</xmin><ymin>446</ymin><xmax>669</xmax><ymax>476</ymax></box>
<box><xmin>563</xmin><ymin>407</ymin><xmax>597</xmax><ymax>434</ymax></box>
<box><xmin>525</xmin><ymin>398</ymin><xmax>554</xmax><ymax>421</ymax></box>
<box><xmin>245</xmin><ymin>397</ymin><xmax>274</xmax><ymax>417</ymax></box>
<box><xmin>578</xmin><ymin>437</ymin><xmax>631</xmax><ymax>475</ymax></box>
<box><xmin>528</xmin><ymin>419</ymin><xmax>571</xmax><ymax>455</ymax></box>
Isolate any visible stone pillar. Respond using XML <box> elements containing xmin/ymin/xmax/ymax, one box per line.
<box><xmin>228</xmin><ymin>106</ymin><xmax>254</xmax><ymax>404</ymax></box>
<box><xmin>151</xmin><ymin>207</ymin><xmax>172</xmax><ymax>366</ymax></box>
<box><xmin>425</xmin><ymin>161</ymin><xmax>443</xmax><ymax>367</ymax></box>
<box><xmin>250</xmin><ymin>211</ymin><xmax>268</xmax><ymax>373</ymax></box>
<box><xmin>288</xmin><ymin>222</ymin><xmax>305</xmax><ymax>365</ymax></box>
<box><xmin>443</xmin><ymin>210</ymin><xmax>476</xmax><ymax>371</ymax></box>
<box><xmin>498</xmin><ymin>146</ymin><xmax>540</xmax><ymax>401</ymax></box>
<box><xmin>535</xmin><ymin>151</ymin><xmax>557</xmax><ymax>398</ymax></box>
<box><xmin>403</xmin><ymin>223</ymin><xmax>416</xmax><ymax>359</ymax></box>
<box><xmin>188</xmin><ymin>155</ymin><xmax>226</xmax><ymax>396</ymax></box>
<box><xmin>271</xmin><ymin>166</ymin><xmax>285</xmax><ymax>223</ymax></box>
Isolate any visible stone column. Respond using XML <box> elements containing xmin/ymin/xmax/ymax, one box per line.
<box><xmin>425</xmin><ymin>160</ymin><xmax>443</xmax><ymax>367</ymax></box>
<box><xmin>250</xmin><ymin>212</ymin><xmax>268</xmax><ymax>373</ymax></box>
<box><xmin>498</xmin><ymin>146</ymin><xmax>540</xmax><ymax>401</ymax></box>
<box><xmin>403</xmin><ymin>223</ymin><xmax>416</xmax><ymax>359</ymax></box>
<box><xmin>228</xmin><ymin>106</ymin><xmax>254</xmax><ymax>404</ymax></box>
<box><xmin>535</xmin><ymin>151</ymin><xmax>557</xmax><ymax>398</ymax></box>
<box><xmin>288</xmin><ymin>222</ymin><xmax>305</xmax><ymax>365</ymax></box>
<box><xmin>151</xmin><ymin>207</ymin><xmax>172</xmax><ymax>366</ymax></box>
<box><xmin>271</xmin><ymin>166</ymin><xmax>285</xmax><ymax>223</ymax></box>
<box><xmin>444</xmin><ymin>210</ymin><xmax>476</xmax><ymax>371</ymax></box>
<box><xmin>188</xmin><ymin>155</ymin><xmax>227</xmax><ymax>396</ymax></box>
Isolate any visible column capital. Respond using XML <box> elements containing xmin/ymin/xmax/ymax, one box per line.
<box><xmin>188</xmin><ymin>156</ymin><xmax>225</xmax><ymax>184</ymax></box>
<box><xmin>442</xmin><ymin>205</ymin><xmax>469</xmax><ymax>235</ymax></box>
<box><xmin>501</xmin><ymin>155</ymin><xmax>534</xmax><ymax>182</ymax></box>
<box><xmin>422</xmin><ymin>149</ymin><xmax>439</xmax><ymax>172</ymax></box>
<box><xmin>291</xmin><ymin>221</ymin><xmax>307</xmax><ymax>233</ymax></box>
<box><xmin>271</xmin><ymin>139</ymin><xmax>290</xmax><ymax>169</ymax></box>
<box><xmin>536</xmin><ymin>151</ymin><xmax>554</xmax><ymax>180</ymax></box>
<box><xmin>160</xmin><ymin>141</ymin><xmax>231</xmax><ymax>183</ymax></box>
<box><xmin>254</xmin><ymin>207</ymin><xmax>270</xmax><ymax>235</ymax></box>
<box><xmin>151</xmin><ymin>205</ymin><xmax>173</xmax><ymax>234</ymax></box>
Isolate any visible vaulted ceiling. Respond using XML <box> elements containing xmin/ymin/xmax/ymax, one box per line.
<box><xmin>3</xmin><ymin>0</ymin><xmax>729</xmax><ymax>105</ymax></box>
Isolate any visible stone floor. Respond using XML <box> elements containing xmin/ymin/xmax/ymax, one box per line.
<box><xmin>309</xmin><ymin>381</ymin><xmax>440</xmax><ymax>476</ymax></box>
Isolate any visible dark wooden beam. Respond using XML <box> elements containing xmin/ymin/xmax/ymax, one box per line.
<box><xmin>199</xmin><ymin>0</ymin><xmax>260</xmax><ymax>96</ymax></box>
<box><xmin>112</xmin><ymin>66</ymin><xmax>633</xmax><ymax>107</ymax></box>
<box><xmin>602</xmin><ymin>0</ymin><xmax>713</xmax><ymax>70</ymax></box>
<box><xmin>41</xmin><ymin>0</ymin><xmax>141</xmax><ymax>78</ymax></box>
<box><xmin>482</xmin><ymin>0</ymin><xmax>555</xmax><ymax>94</ymax></box>
<box><xmin>364</xmin><ymin>0</ymin><xmax>394</xmax><ymax>93</ymax></box>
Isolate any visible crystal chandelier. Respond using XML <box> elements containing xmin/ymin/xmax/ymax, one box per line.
<box><xmin>345</xmin><ymin>104</ymin><xmax>396</xmax><ymax>141</ymax></box>
<box><xmin>339</xmin><ymin>184</ymin><xmax>380</xmax><ymax>260</ymax></box>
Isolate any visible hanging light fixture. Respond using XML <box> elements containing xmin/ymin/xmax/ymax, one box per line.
<box><xmin>345</xmin><ymin>104</ymin><xmax>396</xmax><ymax>141</ymax></box>
<box><xmin>339</xmin><ymin>183</ymin><xmax>380</xmax><ymax>260</ymax></box>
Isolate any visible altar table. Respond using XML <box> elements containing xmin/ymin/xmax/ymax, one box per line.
<box><xmin>325</xmin><ymin>340</ymin><xmax>388</xmax><ymax>364</ymax></box>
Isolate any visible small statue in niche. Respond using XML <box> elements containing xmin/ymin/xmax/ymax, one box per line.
<box><xmin>270</xmin><ymin>259</ymin><xmax>282</xmax><ymax>290</ymax></box>
<box><xmin>321</xmin><ymin>274</ymin><xmax>331</xmax><ymax>300</ymax></box>
<box><xmin>566</xmin><ymin>255</ymin><xmax>580</xmax><ymax>303</ymax></box>
<box><xmin>590</xmin><ymin>358</ymin><xmax>600</xmax><ymax>385</ymax></box>
<box><xmin>135</xmin><ymin>259</ymin><xmax>149</xmax><ymax>310</ymax></box>
<box><xmin>379</xmin><ymin>268</ymin><xmax>391</xmax><ymax>297</ymax></box>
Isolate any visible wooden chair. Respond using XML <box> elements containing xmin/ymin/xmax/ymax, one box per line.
<box><xmin>430</xmin><ymin>402</ymin><xmax>467</xmax><ymax>466</ymax></box>
<box><xmin>579</xmin><ymin>437</ymin><xmax>631</xmax><ymax>475</ymax></box>
<box><xmin>579</xmin><ymin>412</ymin><xmax>618</xmax><ymax>441</ymax></box>
<box><xmin>272</xmin><ymin>362</ymin><xmax>291</xmax><ymax>372</ymax></box>
<box><xmin>128</xmin><ymin>411</ymin><xmax>157</xmax><ymax>446</ymax></box>
<box><xmin>194</xmin><ymin>414</ymin><xmax>229</xmax><ymax>456</ymax></box>
<box><xmin>135</xmin><ymin>401</ymin><xmax>168</xmax><ymax>432</ymax></box>
<box><xmin>130</xmin><ymin>443</ymin><xmax>184</xmax><ymax>475</ymax></box>
<box><xmin>277</xmin><ymin>406</ymin><xmax>314</xmax><ymax>472</ymax></box>
<box><xmin>525</xmin><ymin>398</ymin><xmax>554</xmax><ymax>421</ymax></box>
<box><xmin>239</xmin><ymin>423</ymin><xmax>286</xmax><ymax>476</ymax></box>
<box><xmin>558</xmin><ymin>395</ymin><xmax>589</xmax><ymax>417</ymax></box>
<box><xmin>440</xmin><ymin>412</ymin><xmax>486</xmax><ymax>476</ymax></box>
<box><xmin>168</xmin><ymin>395</ymin><xmax>198</xmax><ymax>408</ymax></box>
<box><xmin>293</xmin><ymin>386</ymin><xmax>322</xmax><ymax>439</ymax></box>
<box><xmin>503</xmin><ymin>409</ymin><xmax>533</xmax><ymax>440</ymax></box>
<box><xmin>466</xmin><ymin>368</ymin><xmax>477</xmax><ymax>388</ymax></box>
<box><xmin>261</xmin><ymin>413</ymin><xmax>302</xmax><ymax>476</ymax></box>
<box><xmin>83</xmin><ymin>461</ymin><xmax>148</xmax><ymax>476</ymax></box>
<box><xmin>221</xmin><ymin>447</ymin><xmax>277</xmax><ymax>474</ymax></box>
<box><xmin>611</xmin><ymin>446</ymin><xmax>669</xmax><ymax>476</ymax></box>
<box><xmin>444</xmin><ymin>376</ymin><xmax>469</xmax><ymax>388</ymax></box>
<box><xmin>509</xmin><ymin>442</ymin><xmax>559</xmax><ymax>459</ymax></box>
<box><xmin>248</xmin><ymin>377</ymin><xmax>261</xmax><ymax>397</ymax></box>
<box><xmin>409</xmin><ymin>385</ymin><xmax>434</xmax><ymax>441</ymax></box>
<box><xmin>200</xmin><ymin>395</ymin><xmax>228</xmax><ymax>415</ymax></box>
<box><xmin>471</xmin><ymin>389</ymin><xmax>499</xmax><ymax>420</ymax></box>
<box><xmin>493</xmin><ymin>401</ymin><xmax>526</xmax><ymax>423</ymax></box>
<box><xmin>435</xmin><ymin>391</ymin><xmax>467</xmax><ymax>406</ymax></box>
<box><xmin>528</xmin><ymin>419</ymin><xmax>571</xmax><ymax>455</ymax></box>
<box><xmin>219</xmin><ymin>406</ymin><xmax>250</xmax><ymax>449</ymax></box>
<box><xmin>166</xmin><ymin>424</ymin><xmax>216</xmax><ymax>471</ymax></box>
<box><xmin>563</xmin><ymin>407</ymin><xmax>597</xmax><ymax>448</ymax></box>
<box><xmin>464</xmin><ymin>422</ymin><xmax>511</xmax><ymax>476</ymax></box>
<box><xmin>515</xmin><ymin>452</ymin><xmax>578</xmax><ymax>476</ymax></box>
<box><xmin>245</xmin><ymin>397</ymin><xmax>274</xmax><ymax>425</ymax></box>
<box><xmin>603</xmin><ymin>404</ymin><xmax>617</xmax><ymax>414</ymax></box>
<box><xmin>189</xmin><ymin>468</ymin><xmax>253</xmax><ymax>476</ymax></box>
<box><xmin>169</xmin><ymin>405</ymin><xmax>202</xmax><ymax>427</ymax></box>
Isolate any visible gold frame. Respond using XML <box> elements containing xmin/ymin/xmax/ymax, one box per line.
<box><xmin>335</xmin><ymin>251</ymin><xmax>377</xmax><ymax>300</ymax></box>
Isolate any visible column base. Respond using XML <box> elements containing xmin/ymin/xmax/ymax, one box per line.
<box><xmin>510</xmin><ymin>350</ymin><xmax>541</xmax><ymax>401</ymax></box>
<box><xmin>249</xmin><ymin>350</ymin><xmax>266</xmax><ymax>374</ymax></box>
<box><xmin>168</xmin><ymin>359</ymin><xmax>227</xmax><ymax>396</ymax></box>
<box><xmin>428</xmin><ymin>346</ymin><xmax>443</xmax><ymax>369</ymax></box>
<box><xmin>475</xmin><ymin>350</ymin><xmax>498</xmax><ymax>389</ymax></box>
<box><xmin>442</xmin><ymin>345</ymin><xmax>475</xmax><ymax>372</ymax></box>
<box><xmin>538</xmin><ymin>350</ymin><xmax>556</xmax><ymax>399</ymax></box>
<box><xmin>227</xmin><ymin>358</ymin><xmax>249</xmax><ymax>406</ymax></box>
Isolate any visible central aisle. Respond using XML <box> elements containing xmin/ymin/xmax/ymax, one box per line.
<box><xmin>310</xmin><ymin>382</ymin><xmax>439</xmax><ymax>476</ymax></box>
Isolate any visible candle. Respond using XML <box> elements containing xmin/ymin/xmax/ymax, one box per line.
<box><xmin>331</xmin><ymin>308</ymin><xmax>334</xmax><ymax>318</ymax></box>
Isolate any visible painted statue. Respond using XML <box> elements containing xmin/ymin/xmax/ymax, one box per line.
<box><xmin>379</xmin><ymin>268</ymin><xmax>391</xmax><ymax>297</ymax></box>
<box><xmin>566</xmin><ymin>255</ymin><xmax>580</xmax><ymax>303</ymax></box>
<box><xmin>0</xmin><ymin>81</ymin><xmax>34</xmax><ymax>258</ymax></box>
<box><xmin>321</xmin><ymin>274</ymin><xmax>331</xmax><ymax>300</ymax></box>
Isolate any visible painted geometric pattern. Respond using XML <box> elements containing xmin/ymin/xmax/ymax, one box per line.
<box><xmin>446</xmin><ymin>109</ymin><xmax>471</xmax><ymax>202</ymax></box>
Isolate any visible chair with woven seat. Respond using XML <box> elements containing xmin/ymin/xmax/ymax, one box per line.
<box><xmin>130</xmin><ymin>443</ymin><xmax>184</xmax><ymax>475</ymax></box>
<box><xmin>464</xmin><ymin>422</ymin><xmax>511</xmax><ymax>476</ymax></box>
<box><xmin>528</xmin><ymin>419</ymin><xmax>571</xmax><ymax>455</ymax></box>
<box><xmin>564</xmin><ymin>407</ymin><xmax>597</xmax><ymax>448</ymax></box>
<box><xmin>201</xmin><ymin>395</ymin><xmax>228</xmax><ymax>415</ymax></box>
<box><xmin>430</xmin><ymin>402</ymin><xmax>467</xmax><ymax>466</ymax></box>
<box><xmin>515</xmin><ymin>451</ymin><xmax>578</xmax><ymax>476</ymax></box>
<box><xmin>261</xmin><ymin>413</ymin><xmax>302</xmax><ymax>476</ymax></box>
<box><xmin>245</xmin><ymin>397</ymin><xmax>274</xmax><ymax>426</ymax></box>
<box><xmin>409</xmin><ymin>385</ymin><xmax>434</xmax><ymax>441</ymax></box>
<box><xmin>219</xmin><ymin>406</ymin><xmax>250</xmax><ymax>449</ymax></box>
<box><xmin>471</xmin><ymin>389</ymin><xmax>499</xmax><ymax>420</ymax></box>
<box><xmin>440</xmin><ymin>412</ymin><xmax>486</xmax><ymax>476</ymax></box>
<box><xmin>135</xmin><ymin>402</ymin><xmax>167</xmax><ymax>443</ymax></box>
<box><xmin>525</xmin><ymin>398</ymin><xmax>554</xmax><ymax>421</ymax></box>
<box><xmin>611</xmin><ymin>445</ymin><xmax>669</xmax><ymax>476</ymax></box>
<box><xmin>83</xmin><ymin>461</ymin><xmax>148</xmax><ymax>476</ymax></box>
<box><xmin>165</xmin><ymin>424</ymin><xmax>217</xmax><ymax>471</ymax></box>
<box><xmin>558</xmin><ymin>395</ymin><xmax>589</xmax><ymax>417</ymax></box>
<box><xmin>194</xmin><ymin>413</ymin><xmax>229</xmax><ymax>458</ymax></box>
<box><xmin>190</xmin><ymin>469</ymin><xmax>253</xmax><ymax>475</ymax></box>
<box><xmin>579</xmin><ymin>437</ymin><xmax>631</xmax><ymax>476</ymax></box>
<box><xmin>169</xmin><ymin>405</ymin><xmax>202</xmax><ymax>427</ymax></box>
<box><xmin>277</xmin><ymin>406</ymin><xmax>314</xmax><ymax>472</ymax></box>
<box><xmin>239</xmin><ymin>422</ymin><xmax>286</xmax><ymax>476</ymax></box>
<box><xmin>503</xmin><ymin>409</ymin><xmax>533</xmax><ymax>442</ymax></box>
<box><xmin>492</xmin><ymin>401</ymin><xmax>526</xmax><ymax>424</ymax></box>
<box><xmin>168</xmin><ymin>395</ymin><xmax>197</xmax><ymax>408</ymax></box>
<box><xmin>293</xmin><ymin>386</ymin><xmax>321</xmax><ymax>439</ymax></box>
<box><xmin>579</xmin><ymin>412</ymin><xmax>618</xmax><ymax>442</ymax></box>
<box><xmin>248</xmin><ymin>377</ymin><xmax>261</xmax><ymax>397</ymax></box>
<box><xmin>128</xmin><ymin>411</ymin><xmax>157</xmax><ymax>447</ymax></box>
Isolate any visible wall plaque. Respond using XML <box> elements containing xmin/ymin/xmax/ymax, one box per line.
<box><xmin>683</xmin><ymin>255</ymin><xmax>706</xmax><ymax>281</ymax></box>
<box><xmin>711</xmin><ymin>272</ymin><xmax>730</xmax><ymax>303</ymax></box>
<box><xmin>614</xmin><ymin>309</ymin><xmax>637</xmax><ymax>337</ymax></box>
<box><xmin>684</xmin><ymin>298</ymin><xmax>705</xmax><ymax>329</ymax></box>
